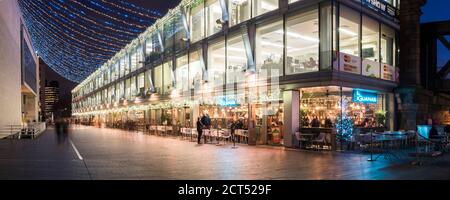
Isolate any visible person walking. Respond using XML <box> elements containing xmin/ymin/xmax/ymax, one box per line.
<box><xmin>230</xmin><ymin>120</ymin><xmax>236</xmax><ymax>147</ymax></box>
<box><xmin>196</xmin><ymin>117</ymin><xmax>204</xmax><ymax>144</ymax></box>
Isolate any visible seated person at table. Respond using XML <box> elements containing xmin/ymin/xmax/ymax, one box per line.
<box><xmin>429</xmin><ymin>126</ymin><xmax>444</xmax><ymax>151</ymax></box>
<box><xmin>311</xmin><ymin>116</ymin><xmax>320</xmax><ymax>128</ymax></box>
<box><xmin>324</xmin><ymin>117</ymin><xmax>333</xmax><ymax>128</ymax></box>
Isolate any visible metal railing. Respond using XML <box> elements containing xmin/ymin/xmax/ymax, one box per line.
<box><xmin>0</xmin><ymin>123</ymin><xmax>46</xmax><ymax>139</ymax></box>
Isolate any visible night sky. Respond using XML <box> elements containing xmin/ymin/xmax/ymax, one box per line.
<box><xmin>422</xmin><ymin>0</ymin><xmax>450</xmax><ymax>69</ymax></box>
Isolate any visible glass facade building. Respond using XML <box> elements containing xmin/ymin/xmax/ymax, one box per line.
<box><xmin>72</xmin><ymin>0</ymin><xmax>400</xmax><ymax>148</ymax></box>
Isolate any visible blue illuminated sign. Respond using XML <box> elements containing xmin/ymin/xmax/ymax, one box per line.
<box><xmin>352</xmin><ymin>90</ymin><xmax>378</xmax><ymax>104</ymax></box>
<box><xmin>218</xmin><ymin>98</ymin><xmax>238</xmax><ymax>107</ymax></box>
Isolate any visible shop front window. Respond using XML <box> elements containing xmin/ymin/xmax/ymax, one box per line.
<box><xmin>300</xmin><ymin>86</ymin><xmax>389</xmax><ymax>130</ymax></box>
<box><xmin>286</xmin><ymin>8</ymin><xmax>319</xmax><ymax>75</ymax></box>
<box><xmin>190</xmin><ymin>0</ymin><xmax>205</xmax><ymax>43</ymax></box>
<box><xmin>208</xmin><ymin>39</ymin><xmax>226</xmax><ymax>87</ymax></box>
<box><xmin>206</xmin><ymin>0</ymin><xmax>223</xmax><ymax>37</ymax></box>
<box><xmin>189</xmin><ymin>48</ymin><xmax>204</xmax><ymax>91</ymax></box>
<box><xmin>255</xmin><ymin>19</ymin><xmax>283</xmax><ymax>78</ymax></box>
<box><xmin>362</xmin><ymin>15</ymin><xmax>381</xmax><ymax>78</ymax></box>
<box><xmin>229</xmin><ymin>0</ymin><xmax>251</xmax><ymax>27</ymax></box>
<box><xmin>253</xmin><ymin>0</ymin><xmax>278</xmax><ymax>17</ymax></box>
<box><xmin>226</xmin><ymin>34</ymin><xmax>247</xmax><ymax>84</ymax></box>
<box><xmin>338</xmin><ymin>5</ymin><xmax>360</xmax><ymax>75</ymax></box>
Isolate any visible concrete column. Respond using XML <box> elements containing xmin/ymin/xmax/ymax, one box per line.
<box><xmin>192</xmin><ymin>103</ymin><xmax>200</xmax><ymax>128</ymax></box>
<box><xmin>283</xmin><ymin>90</ymin><xmax>300</xmax><ymax>148</ymax></box>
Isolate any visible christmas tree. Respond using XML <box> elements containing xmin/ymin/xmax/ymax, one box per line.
<box><xmin>336</xmin><ymin>97</ymin><xmax>354</xmax><ymax>142</ymax></box>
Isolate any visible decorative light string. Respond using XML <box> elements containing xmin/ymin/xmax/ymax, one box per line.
<box><xmin>99</xmin><ymin>0</ymin><xmax>163</xmax><ymax>19</ymax></box>
<box><xmin>19</xmin><ymin>0</ymin><xmax>120</xmax><ymax>53</ymax></box>
<box><xmin>26</xmin><ymin>0</ymin><xmax>127</xmax><ymax>48</ymax></box>
<box><xmin>70</xmin><ymin>0</ymin><xmax>148</xmax><ymax>29</ymax></box>
<box><xmin>49</xmin><ymin>0</ymin><xmax>141</xmax><ymax>36</ymax></box>
<box><xmin>34</xmin><ymin>0</ymin><xmax>132</xmax><ymax>44</ymax></box>
<box><xmin>18</xmin><ymin>0</ymin><xmax>166</xmax><ymax>82</ymax></box>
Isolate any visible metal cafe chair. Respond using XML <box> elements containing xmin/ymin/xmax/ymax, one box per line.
<box><xmin>311</xmin><ymin>132</ymin><xmax>327</xmax><ymax>150</ymax></box>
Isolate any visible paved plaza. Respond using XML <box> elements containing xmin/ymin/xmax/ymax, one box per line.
<box><xmin>0</xmin><ymin>126</ymin><xmax>449</xmax><ymax>180</ymax></box>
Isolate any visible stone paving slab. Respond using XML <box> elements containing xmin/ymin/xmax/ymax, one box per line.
<box><xmin>0</xmin><ymin>126</ymin><xmax>449</xmax><ymax>180</ymax></box>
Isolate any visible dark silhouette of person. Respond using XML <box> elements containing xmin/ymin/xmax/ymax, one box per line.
<box><xmin>429</xmin><ymin>126</ymin><xmax>443</xmax><ymax>151</ymax></box>
<box><xmin>311</xmin><ymin>117</ymin><xmax>320</xmax><ymax>128</ymax></box>
<box><xmin>196</xmin><ymin>118</ymin><xmax>204</xmax><ymax>144</ymax></box>
<box><xmin>230</xmin><ymin>120</ymin><xmax>236</xmax><ymax>146</ymax></box>
<box><xmin>324</xmin><ymin>117</ymin><xmax>333</xmax><ymax>128</ymax></box>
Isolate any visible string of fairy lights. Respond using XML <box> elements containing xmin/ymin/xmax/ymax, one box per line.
<box><xmin>18</xmin><ymin>0</ymin><xmax>164</xmax><ymax>83</ymax></box>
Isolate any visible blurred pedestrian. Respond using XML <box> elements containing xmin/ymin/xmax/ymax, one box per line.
<box><xmin>196</xmin><ymin>118</ymin><xmax>204</xmax><ymax>144</ymax></box>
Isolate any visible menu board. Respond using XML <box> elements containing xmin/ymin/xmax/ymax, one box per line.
<box><xmin>362</xmin><ymin>59</ymin><xmax>380</xmax><ymax>78</ymax></box>
<box><xmin>382</xmin><ymin>63</ymin><xmax>395</xmax><ymax>81</ymax></box>
<box><xmin>339</xmin><ymin>52</ymin><xmax>361</xmax><ymax>74</ymax></box>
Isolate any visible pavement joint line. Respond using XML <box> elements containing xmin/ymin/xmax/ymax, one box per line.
<box><xmin>69</xmin><ymin>138</ymin><xmax>83</xmax><ymax>161</ymax></box>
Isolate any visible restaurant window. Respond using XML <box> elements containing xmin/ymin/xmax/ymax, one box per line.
<box><xmin>112</xmin><ymin>62</ymin><xmax>119</xmax><ymax>81</ymax></box>
<box><xmin>253</xmin><ymin>0</ymin><xmax>278</xmax><ymax>17</ymax></box>
<box><xmin>115</xmin><ymin>83</ymin><xmax>120</xmax><ymax>102</ymax></box>
<box><xmin>130</xmin><ymin>49</ymin><xmax>138</xmax><ymax>72</ymax></box>
<box><xmin>109</xmin><ymin>86</ymin><xmax>114</xmax><ymax>104</ymax></box>
<box><xmin>190</xmin><ymin>0</ymin><xmax>205</xmax><ymax>43</ymax></box>
<box><xmin>229</xmin><ymin>0</ymin><xmax>251</xmax><ymax>27</ymax></box>
<box><xmin>381</xmin><ymin>24</ymin><xmax>396</xmax><ymax>81</ymax></box>
<box><xmin>206</xmin><ymin>0</ymin><xmax>222</xmax><ymax>37</ymax></box>
<box><xmin>144</xmin><ymin>70</ymin><xmax>152</xmax><ymax>93</ymax></box>
<box><xmin>120</xmin><ymin>55</ymin><xmax>128</xmax><ymax>77</ymax></box>
<box><xmin>164</xmin><ymin>17</ymin><xmax>175</xmax><ymax>55</ymax></box>
<box><xmin>145</xmin><ymin>37</ymin><xmax>153</xmax><ymax>56</ymax></box>
<box><xmin>163</xmin><ymin>61</ymin><xmax>174</xmax><ymax>95</ymax></box>
<box><xmin>338</xmin><ymin>5</ymin><xmax>360</xmax><ymax>75</ymax></box>
<box><xmin>227</xmin><ymin>34</ymin><xmax>247</xmax><ymax>84</ymax></box>
<box><xmin>189</xmin><ymin>48</ymin><xmax>204</xmax><ymax>90</ymax></box>
<box><xmin>300</xmin><ymin>86</ymin><xmax>388</xmax><ymax>131</ymax></box>
<box><xmin>174</xmin><ymin>10</ymin><xmax>188</xmax><ymax>51</ymax></box>
<box><xmin>136</xmin><ymin>45</ymin><xmax>144</xmax><ymax>69</ymax></box>
<box><xmin>286</xmin><ymin>8</ymin><xmax>319</xmax><ymax>75</ymax></box>
<box><xmin>255</xmin><ymin>19</ymin><xmax>283</xmax><ymax>78</ymax></box>
<box><xmin>208</xmin><ymin>39</ymin><xmax>226</xmax><ymax>87</ymax></box>
<box><xmin>176</xmin><ymin>55</ymin><xmax>189</xmax><ymax>92</ymax></box>
<box><xmin>118</xmin><ymin>81</ymin><xmax>124</xmax><ymax>99</ymax></box>
<box><xmin>320</xmin><ymin>2</ymin><xmax>334</xmax><ymax>70</ymax></box>
<box><xmin>362</xmin><ymin>15</ymin><xmax>380</xmax><ymax>78</ymax></box>
<box><xmin>154</xmin><ymin>65</ymin><xmax>163</xmax><ymax>94</ymax></box>
<box><xmin>125</xmin><ymin>78</ymin><xmax>131</xmax><ymax>100</ymax></box>
<box><xmin>152</xmin><ymin>32</ymin><xmax>162</xmax><ymax>54</ymax></box>
<box><xmin>138</xmin><ymin>73</ymin><xmax>145</xmax><ymax>94</ymax></box>
<box><xmin>131</xmin><ymin>76</ymin><xmax>137</xmax><ymax>97</ymax></box>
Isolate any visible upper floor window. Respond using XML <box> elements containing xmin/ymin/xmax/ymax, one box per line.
<box><xmin>253</xmin><ymin>0</ymin><xmax>278</xmax><ymax>17</ymax></box>
<box><xmin>190</xmin><ymin>0</ymin><xmax>205</xmax><ymax>43</ymax></box>
<box><xmin>229</xmin><ymin>0</ymin><xmax>251</xmax><ymax>27</ymax></box>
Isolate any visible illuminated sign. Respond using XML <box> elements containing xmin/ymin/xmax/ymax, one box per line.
<box><xmin>218</xmin><ymin>98</ymin><xmax>238</xmax><ymax>107</ymax></box>
<box><xmin>361</xmin><ymin>0</ymin><xmax>398</xmax><ymax>19</ymax></box>
<box><xmin>352</xmin><ymin>90</ymin><xmax>378</xmax><ymax>104</ymax></box>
